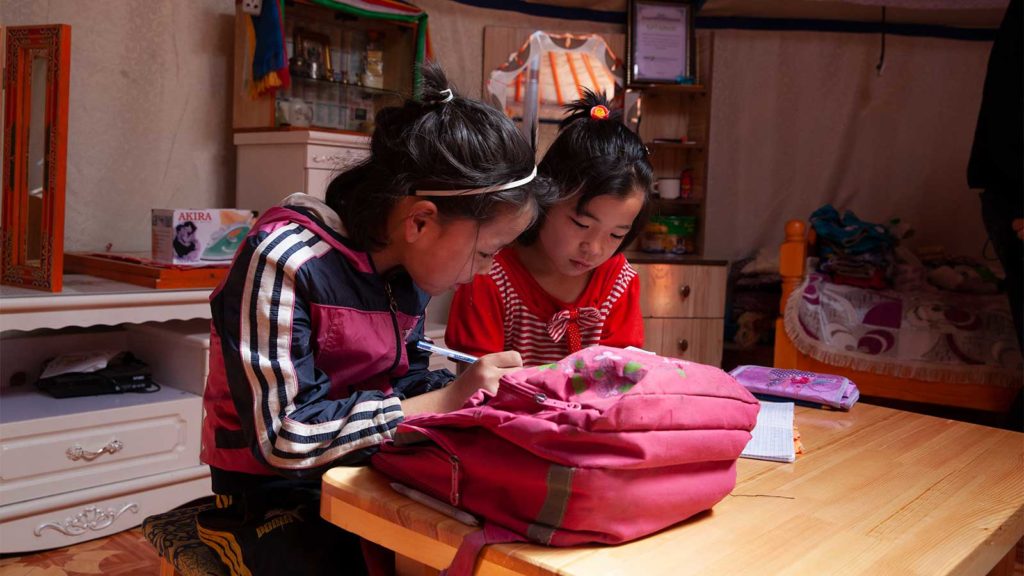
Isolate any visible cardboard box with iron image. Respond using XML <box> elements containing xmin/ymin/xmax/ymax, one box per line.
<box><xmin>152</xmin><ymin>208</ymin><xmax>257</xmax><ymax>266</ymax></box>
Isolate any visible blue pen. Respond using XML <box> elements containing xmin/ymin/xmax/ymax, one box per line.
<box><xmin>416</xmin><ymin>340</ymin><xmax>478</xmax><ymax>364</ymax></box>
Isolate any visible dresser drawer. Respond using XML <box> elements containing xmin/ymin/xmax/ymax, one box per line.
<box><xmin>0</xmin><ymin>466</ymin><xmax>209</xmax><ymax>553</ymax></box>
<box><xmin>643</xmin><ymin>318</ymin><xmax>724</xmax><ymax>366</ymax></box>
<box><xmin>635</xmin><ymin>263</ymin><xmax>727</xmax><ymax>319</ymax></box>
<box><xmin>0</xmin><ymin>387</ymin><xmax>202</xmax><ymax>506</ymax></box>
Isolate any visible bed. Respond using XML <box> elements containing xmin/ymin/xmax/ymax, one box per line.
<box><xmin>773</xmin><ymin>220</ymin><xmax>1023</xmax><ymax>414</ymax></box>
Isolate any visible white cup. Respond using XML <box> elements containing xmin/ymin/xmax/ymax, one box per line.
<box><xmin>655</xmin><ymin>178</ymin><xmax>680</xmax><ymax>200</ymax></box>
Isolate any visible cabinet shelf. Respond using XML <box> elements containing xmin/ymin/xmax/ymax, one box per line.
<box><xmin>627</xmin><ymin>83</ymin><xmax>706</xmax><ymax>94</ymax></box>
<box><xmin>647</xmin><ymin>140</ymin><xmax>704</xmax><ymax>150</ymax></box>
<box><xmin>653</xmin><ymin>197</ymin><xmax>703</xmax><ymax>207</ymax></box>
<box><xmin>290</xmin><ymin>75</ymin><xmax>403</xmax><ymax>99</ymax></box>
<box><xmin>625</xmin><ymin>251</ymin><xmax>727</xmax><ymax>266</ymax></box>
<box><xmin>0</xmin><ymin>275</ymin><xmax>212</xmax><ymax>333</ymax></box>
<box><xmin>626</xmin><ymin>30</ymin><xmax>714</xmax><ymax>258</ymax></box>
<box><xmin>233</xmin><ymin>1</ymin><xmax>424</xmax><ymax>135</ymax></box>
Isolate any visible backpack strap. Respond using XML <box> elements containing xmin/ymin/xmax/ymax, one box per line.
<box><xmin>441</xmin><ymin>522</ymin><xmax>524</xmax><ymax>576</ymax></box>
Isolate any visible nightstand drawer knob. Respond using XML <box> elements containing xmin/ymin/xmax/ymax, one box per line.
<box><xmin>66</xmin><ymin>440</ymin><xmax>124</xmax><ymax>461</ymax></box>
<box><xmin>677</xmin><ymin>339</ymin><xmax>689</xmax><ymax>353</ymax></box>
<box><xmin>679</xmin><ymin>285</ymin><xmax>691</xmax><ymax>299</ymax></box>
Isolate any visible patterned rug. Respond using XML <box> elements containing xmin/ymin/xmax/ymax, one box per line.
<box><xmin>0</xmin><ymin>528</ymin><xmax>160</xmax><ymax>576</ymax></box>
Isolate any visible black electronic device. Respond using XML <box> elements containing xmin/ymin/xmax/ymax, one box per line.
<box><xmin>35</xmin><ymin>352</ymin><xmax>159</xmax><ymax>398</ymax></box>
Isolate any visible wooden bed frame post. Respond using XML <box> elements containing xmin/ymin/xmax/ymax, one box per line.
<box><xmin>774</xmin><ymin>220</ymin><xmax>806</xmax><ymax>368</ymax></box>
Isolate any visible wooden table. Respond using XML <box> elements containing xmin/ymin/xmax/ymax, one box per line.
<box><xmin>322</xmin><ymin>403</ymin><xmax>1024</xmax><ymax>575</ymax></box>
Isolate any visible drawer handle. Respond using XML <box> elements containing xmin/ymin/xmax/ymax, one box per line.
<box><xmin>34</xmin><ymin>503</ymin><xmax>139</xmax><ymax>536</ymax></box>
<box><xmin>66</xmin><ymin>440</ymin><xmax>123</xmax><ymax>461</ymax></box>
<box><xmin>679</xmin><ymin>285</ymin><xmax>691</xmax><ymax>300</ymax></box>
<box><xmin>677</xmin><ymin>339</ymin><xmax>689</xmax><ymax>353</ymax></box>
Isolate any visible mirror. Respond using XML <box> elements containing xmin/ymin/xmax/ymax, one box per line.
<box><xmin>2</xmin><ymin>24</ymin><xmax>71</xmax><ymax>292</ymax></box>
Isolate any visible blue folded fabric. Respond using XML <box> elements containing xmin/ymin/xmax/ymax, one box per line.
<box><xmin>251</xmin><ymin>0</ymin><xmax>286</xmax><ymax>83</ymax></box>
<box><xmin>810</xmin><ymin>204</ymin><xmax>894</xmax><ymax>256</ymax></box>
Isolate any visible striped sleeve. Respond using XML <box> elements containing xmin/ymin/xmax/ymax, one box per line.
<box><xmin>235</xmin><ymin>223</ymin><xmax>403</xmax><ymax>475</ymax></box>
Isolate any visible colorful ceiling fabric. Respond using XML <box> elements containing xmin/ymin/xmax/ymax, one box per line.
<box><xmin>449</xmin><ymin>0</ymin><xmax>1007</xmax><ymax>30</ymax></box>
<box><xmin>487</xmin><ymin>31</ymin><xmax>622</xmax><ymax>142</ymax></box>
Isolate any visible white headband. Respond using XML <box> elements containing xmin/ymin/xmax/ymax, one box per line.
<box><xmin>439</xmin><ymin>88</ymin><xmax>454</xmax><ymax>103</ymax></box>
<box><xmin>415</xmin><ymin>166</ymin><xmax>538</xmax><ymax>197</ymax></box>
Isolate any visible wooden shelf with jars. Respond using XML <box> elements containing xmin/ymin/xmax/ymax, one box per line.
<box><xmin>232</xmin><ymin>0</ymin><xmax>426</xmax><ymax>135</ymax></box>
<box><xmin>625</xmin><ymin>30</ymin><xmax>714</xmax><ymax>260</ymax></box>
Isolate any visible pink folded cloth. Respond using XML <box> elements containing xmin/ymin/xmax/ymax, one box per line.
<box><xmin>729</xmin><ymin>366</ymin><xmax>860</xmax><ymax>410</ymax></box>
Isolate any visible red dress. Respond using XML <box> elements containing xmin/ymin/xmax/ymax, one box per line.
<box><xmin>445</xmin><ymin>248</ymin><xmax>643</xmax><ymax>366</ymax></box>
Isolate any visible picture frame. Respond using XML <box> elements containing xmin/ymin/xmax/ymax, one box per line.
<box><xmin>626</xmin><ymin>0</ymin><xmax>696</xmax><ymax>85</ymax></box>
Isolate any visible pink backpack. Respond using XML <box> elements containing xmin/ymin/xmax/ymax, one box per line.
<box><xmin>371</xmin><ymin>346</ymin><xmax>759</xmax><ymax>574</ymax></box>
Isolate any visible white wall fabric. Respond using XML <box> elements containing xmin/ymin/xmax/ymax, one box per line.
<box><xmin>2</xmin><ymin>0</ymin><xmax>236</xmax><ymax>253</ymax></box>
<box><xmin>0</xmin><ymin>0</ymin><xmax>996</xmax><ymax>265</ymax></box>
<box><xmin>420</xmin><ymin>2</ymin><xmax>996</xmax><ymax>263</ymax></box>
<box><xmin>705</xmin><ymin>28</ymin><xmax>993</xmax><ymax>262</ymax></box>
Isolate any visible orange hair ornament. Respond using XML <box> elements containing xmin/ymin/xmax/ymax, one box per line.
<box><xmin>589</xmin><ymin>105</ymin><xmax>610</xmax><ymax>120</ymax></box>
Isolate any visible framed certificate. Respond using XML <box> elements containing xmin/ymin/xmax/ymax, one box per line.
<box><xmin>627</xmin><ymin>0</ymin><xmax>695</xmax><ymax>85</ymax></box>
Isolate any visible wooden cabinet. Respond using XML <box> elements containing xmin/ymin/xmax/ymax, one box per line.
<box><xmin>626</xmin><ymin>30</ymin><xmax>714</xmax><ymax>257</ymax></box>
<box><xmin>234</xmin><ymin>130</ymin><xmax>369</xmax><ymax>214</ymax></box>
<box><xmin>0</xmin><ymin>278</ymin><xmax>213</xmax><ymax>553</ymax></box>
<box><xmin>634</xmin><ymin>260</ymin><xmax>727</xmax><ymax>366</ymax></box>
<box><xmin>232</xmin><ymin>1</ymin><xmax>424</xmax><ymax>134</ymax></box>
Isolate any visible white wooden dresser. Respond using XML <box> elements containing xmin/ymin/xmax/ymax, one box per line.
<box><xmin>0</xmin><ymin>276</ymin><xmax>213</xmax><ymax>553</ymax></box>
<box><xmin>234</xmin><ymin>130</ymin><xmax>370</xmax><ymax>214</ymax></box>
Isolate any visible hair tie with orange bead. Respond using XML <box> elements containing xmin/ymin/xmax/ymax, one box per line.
<box><xmin>589</xmin><ymin>105</ymin><xmax>610</xmax><ymax>120</ymax></box>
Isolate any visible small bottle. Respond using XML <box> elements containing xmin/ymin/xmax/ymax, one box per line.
<box><xmin>362</xmin><ymin>31</ymin><xmax>384</xmax><ymax>89</ymax></box>
<box><xmin>680</xmin><ymin>168</ymin><xmax>694</xmax><ymax>199</ymax></box>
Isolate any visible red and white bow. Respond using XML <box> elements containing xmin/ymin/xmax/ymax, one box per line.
<box><xmin>546</xmin><ymin>307</ymin><xmax>603</xmax><ymax>352</ymax></box>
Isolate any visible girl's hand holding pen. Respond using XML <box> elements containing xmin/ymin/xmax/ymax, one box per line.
<box><xmin>401</xmin><ymin>350</ymin><xmax>522</xmax><ymax>416</ymax></box>
<box><xmin>445</xmin><ymin>350</ymin><xmax>523</xmax><ymax>410</ymax></box>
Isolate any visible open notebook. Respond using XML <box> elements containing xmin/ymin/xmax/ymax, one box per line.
<box><xmin>740</xmin><ymin>401</ymin><xmax>796</xmax><ymax>463</ymax></box>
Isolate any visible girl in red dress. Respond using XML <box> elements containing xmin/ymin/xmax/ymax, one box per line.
<box><xmin>446</xmin><ymin>90</ymin><xmax>654</xmax><ymax>366</ymax></box>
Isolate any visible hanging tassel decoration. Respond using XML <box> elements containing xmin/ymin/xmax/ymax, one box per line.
<box><xmin>249</xmin><ymin>0</ymin><xmax>290</xmax><ymax>98</ymax></box>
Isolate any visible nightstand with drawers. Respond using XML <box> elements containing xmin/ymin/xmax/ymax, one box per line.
<box><xmin>0</xmin><ymin>278</ymin><xmax>213</xmax><ymax>553</ymax></box>
<box><xmin>632</xmin><ymin>259</ymin><xmax>728</xmax><ymax>367</ymax></box>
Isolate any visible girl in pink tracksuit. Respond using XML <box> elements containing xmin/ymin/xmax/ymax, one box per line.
<box><xmin>196</xmin><ymin>63</ymin><xmax>557</xmax><ymax>576</ymax></box>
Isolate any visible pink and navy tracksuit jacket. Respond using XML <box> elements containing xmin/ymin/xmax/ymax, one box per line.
<box><xmin>201</xmin><ymin>194</ymin><xmax>454</xmax><ymax>491</ymax></box>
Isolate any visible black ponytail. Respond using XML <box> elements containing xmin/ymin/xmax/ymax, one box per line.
<box><xmin>522</xmin><ymin>89</ymin><xmax>654</xmax><ymax>252</ymax></box>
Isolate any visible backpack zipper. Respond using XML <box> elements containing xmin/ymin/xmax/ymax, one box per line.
<box><xmin>398</xmin><ymin>425</ymin><xmax>464</xmax><ymax>507</ymax></box>
<box><xmin>449</xmin><ymin>455</ymin><xmax>461</xmax><ymax>506</ymax></box>
<box><xmin>501</xmin><ymin>379</ymin><xmax>581</xmax><ymax>410</ymax></box>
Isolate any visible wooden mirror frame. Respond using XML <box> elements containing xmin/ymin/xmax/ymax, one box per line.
<box><xmin>2</xmin><ymin>24</ymin><xmax>71</xmax><ymax>292</ymax></box>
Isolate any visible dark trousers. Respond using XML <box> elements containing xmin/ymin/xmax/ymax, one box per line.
<box><xmin>980</xmin><ymin>187</ymin><xmax>1024</xmax><ymax>350</ymax></box>
<box><xmin>196</xmin><ymin>478</ymin><xmax>370</xmax><ymax>576</ymax></box>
